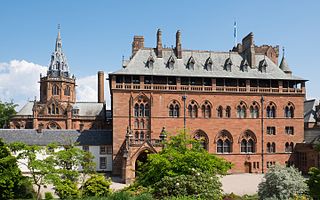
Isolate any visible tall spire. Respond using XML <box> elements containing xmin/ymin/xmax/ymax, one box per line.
<box><xmin>48</xmin><ymin>25</ymin><xmax>70</xmax><ymax>78</ymax></box>
<box><xmin>55</xmin><ymin>24</ymin><xmax>62</xmax><ymax>52</ymax></box>
<box><xmin>279</xmin><ymin>46</ymin><xmax>292</xmax><ymax>74</ymax></box>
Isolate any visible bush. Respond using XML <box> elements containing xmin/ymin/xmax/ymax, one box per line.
<box><xmin>307</xmin><ymin>167</ymin><xmax>320</xmax><ymax>199</ymax></box>
<box><xmin>14</xmin><ymin>177</ymin><xmax>35</xmax><ymax>199</ymax></box>
<box><xmin>82</xmin><ymin>174</ymin><xmax>112</xmax><ymax>197</ymax></box>
<box><xmin>54</xmin><ymin>179</ymin><xmax>80</xmax><ymax>199</ymax></box>
<box><xmin>45</xmin><ymin>192</ymin><xmax>54</xmax><ymax>199</ymax></box>
<box><xmin>153</xmin><ymin>171</ymin><xmax>222</xmax><ymax>199</ymax></box>
<box><xmin>258</xmin><ymin>164</ymin><xmax>308</xmax><ymax>200</ymax></box>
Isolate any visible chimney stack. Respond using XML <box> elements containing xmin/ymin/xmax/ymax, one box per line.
<box><xmin>98</xmin><ymin>71</ymin><xmax>104</xmax><ymax>103</ymax></box>
<box><xmin>132</xmin><ymin>35</ymin><xmax>144</xmax><ymax>56</ymax></box>
<box><xmin>242</xmin><ymin>32</ymin><xmax>256</xmax><ymax>68</ymax></box>
<box><xmin>156</xmin><ymin>29</ymin><xmax>163</xmax><ymax>58</ymax></box>
<box><xmin>175</xmin><ymin>30</ymin><xmax>182</xmax><ymax>59</ymax></box>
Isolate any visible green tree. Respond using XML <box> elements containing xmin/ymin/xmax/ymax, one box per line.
<box><xmin>0</xmin><ymin>100</ymin><xmax>17</xmax><ymax>128</ymax></box>
<box><xmin>82</xmin><ymin>174</ymin><xmax>112</xmax><ymax>197</ymax></box>
<box><xmin>47</xmin><ymin>142</ymin><xmax>95</xmax><ymax>199</ymax></box>
<box><xmin>0</xmin><ymin>139</ymin><xmax>26</xmax><ymax>199</ymax></box>
<box><xmin>258</xmin><ymin>164</ymin><xmax>308</xmax><ymax>200</ymax></box>
<box><xmin>136</xmin><ymin>131</ymin><xmax>232</xmax><ymax>187</ymax></box>
<box><xmin>307</xmin><ymin>167</ymin><xmax>320</xmax><ymax>199</ymax></box>
<box><xmin>9</xmin><ymin>142</ymin><xmax>54</xmax><ymax>200</ymax></box>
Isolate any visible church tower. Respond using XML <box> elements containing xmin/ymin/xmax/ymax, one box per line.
<box><xmin>40</xmin><ymin>26</ymin><xmax>76</xmax><ymax>104</ymax></box>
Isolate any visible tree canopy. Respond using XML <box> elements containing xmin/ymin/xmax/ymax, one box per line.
<box><xmin>136</xmin><ymin>131</ymin><xmax>232</xmax><ymax>187</ymax></box>
<box><xmin>0</xmin><ymin>100</ymin><xmax>17</xmax><ymax>128</ymax></box>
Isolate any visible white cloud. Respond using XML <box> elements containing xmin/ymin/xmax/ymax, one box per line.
<box><xmin>0</xmin><ymin>60</ymin><xmax>47</xmax><ymax>109</ymax></box>
<box><xmin>0</xmin><ymin>60</ymin><xmax>111</xmax><ymax>111</ymax></box>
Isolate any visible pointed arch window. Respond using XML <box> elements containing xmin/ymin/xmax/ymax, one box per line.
<box><xmin>237</xmin><ymin>102</ymin><xmax>247</xmax><ymax>118</ymax></box>
<box><xmin>201</xmin><ymin>101</ymin><xmax>211</xmax><ymax>118</ymax></box>
<box><xmin>216</xmin><ymin>130</ymin><xmax>233</xmax><ymax>153</ymax></box>
<box><xmin>204</xmin><ymin>57</ymin><xmax>213</xmax><ymax>71</ymax></box>
<box><xmin>217</xmin><ymin>106</ymin><xmax>223</xmax><ymax>118</ymax></box>
<box><xmin>285</xmin><ymin>103</ymin><xmax>294</xmax><ymax>118</ymax></box>
<box><xmin>285</xmin><ymin>142</ymin><xmax>294</xmax><ymax>153</ymax></box>
<box><xmin>64</xmin><ymin>85</ymin><xmax>70</xmax><ymax>96</ymax></box>
<box><xmin>52</xmin><ymin>84</ymin><xmax>59</xmax><ymax>95</ymax></box>
<box><xmin>267</xmin><ymin>142</ymin><xmax>276</xmax><ymax>153</ymax></box>
<box><xmin>194</xmin><ymin>131</ymin><xmax>209</xmax><ymax>150</ymax></box>
<box><xmin>167</xmin><ymin>56</ymin><xmax>175</xmax><ymax>69</ymax></box>
<box><xmin>250</xmin><ymin>102</ymin><xmax>259</xmax><ymax>118</ymax></box>
<box><xmin>240</xmin><ymin>131</ymin><xmax>256</xmax><ymax>153</ymax></box>
<box><xmin>169</xmin><ymin>100</ymin><xmax>180</xmax><ymax>118</ymax></box>
<box><xmin>225</xmin><ymin>106</ymin><xmax>231</xmax><ymax>118</ymax></box>
<box><xmin>134</xmin><ymin>104</ymin><xmax>139</xmax><ymax>117</ymax></box>
<box><xmin>266</xmin><ymin>102</ymin><xmax>276</xmax><ymax>118</ymax></box>
<box><xmin>188</xmin><ymin>101</ymin><xmax>198</xmax><ymax>118</ymax></box>
<box><xmin>187</xmin><ymin>56</ymin><xmax>195</xmax><ymax>70</ymax></box>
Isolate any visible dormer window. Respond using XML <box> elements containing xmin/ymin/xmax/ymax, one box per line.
<box><xmin>224</xmin><ymin>58</ymin><xmax>232</xmax><ymax>72</ymax></box>
<box><xmin>187</xmin><ymin>56</ymin><xmax>195</xmax><ymax>70</ymax></box>
<box><xmin>259</xmin><ymin>59</ymin><xmax>267</xmax><ymax>73</ymax></box>
<box><xmin>167</xmin><ymin>56</ymin><xmax>175</xmax><ymax>69</ymax></box>
<box><xmin>146</xmin><ymin>56</ymin><xmax>155</xmax><ymax>68</ymax></box>
<box><xmin>205</xmin><ymin>57</ymin><xmax>213</xmax><ymax>71</ymax></box>
<box><xmin>240</xmin><ymin>59</ymin><xmax>249</xmax><ymax>72</ymax></box>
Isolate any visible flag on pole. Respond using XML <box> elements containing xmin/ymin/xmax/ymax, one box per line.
<box><xmin>234</xmin><ymin>21</ymin><xmax>237</xmax><ymax>47</ymax></box>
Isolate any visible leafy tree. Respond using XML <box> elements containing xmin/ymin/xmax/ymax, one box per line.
<box><xmin>0</xmin><ymin>100</ymin><xmax>17</xmax><ymax>128</ymax></box>
<box><xmin>82</xmin><ymin>174</ymin><xmax>112</xmax><ymax>197</ymax></box>
<box><xmin>47</xmin><ymin>142</ymin><xmax>95</xmax><ymax>198</ymax></box>
<box><xmin>136</xmin><ymin>131</ymin><xmax>232</xmax><ymax>187</ymax></box>
<box><xmin>9</xmin><ymin>142</ymin><xmax>54</xmax><ymax>200</ymax></box>
<box><xmin>153</xmin><ymin>170</ymin><xmax>223</xmax><ymax>199</ymax></box>
<box><xmin>0</xmin><ymin>139</ymin><xmax>27</xmax><ymax>199</ymax></box>
<box><xmin>54</xmin><ymin>179</ymin><xmax>80</xmax><ymax>199</ymax></box>
<box><xmin>307</xmin><ymin>167</ymin><xmax>320</xmax><ymax>199</ymax></box>
<box><xmin>258</xmin><ymin>164</ymin><xmax>308</xmax><ymax>200</ymax></box>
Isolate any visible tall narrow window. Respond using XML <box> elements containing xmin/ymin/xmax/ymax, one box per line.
<box><xmin>134</xmin><ymin>104</ymin><xmax>139</xmax><ymax>117</ymax></box>
<box><xmin>139</xmin><ymin>104</ymin><xmax>145</xmax><ymax>117</ymax></box>
<box><xmin>250</xmin><ymin>102</ymin><xmax>259</xmax><ymax>118</ymax></box>
<box><xmin>217</xmin><ymin>139</ymin><xmax>223</xmax><ymax>153</ymax></box>
<box><xmin>266</xmin><ymin>103</ymin><xmax>276</xmax><ymax>118</ymax></box>
<box><xmin>144</xmin><ymin>103</ymin><xmax>149</xmax><ymax>117</ymax></box>
<box><xmin>52</xmin><ymin>84</ymin><xmax>59</xmax><ymax>95</ymax></box>
<box><xmin>140</xmin><ymin>132</ymin><xmax>145</xmax><ymax>141</ymax></box>
<box><xmin>64</xmin><ymin>85</ymin><xmax>70</xmax><ymax>96</ymax></box>
<box><xmin>188</xmin><ymin>101</ymin><xmax>198</xmax><ymax>118</ymax></box>
<box><xmin>169</xmin><ymin>100</ymin><xmax>180</xmax><ymax>118</ymax></box>
<box><xmin>285</xmin><ymin>103</ymin><xmax>294</xmax><ymax>118</ymax></box>
<box><xmin>237</xmin><ymin>102</ymin><xmax>247</xmax><ymax>118</ymax></box>
<box><xmin>225</xmin><ymin>106</ymin><xmax>231</xmax><ymax>118</ymax></box>
<box><xmin>217</xmin><ymin>106</ymin><xmax>223</xmax><ymax>118</ymax></box>
<box><xmin>201</xmin><ymin>101</ymin><xmax>211</xmax><ymax>118</ymax></box>
<box><xmin>169</xmin><ymin>105</ymin><xmax>174</xmax><ymax>117</ymax></box>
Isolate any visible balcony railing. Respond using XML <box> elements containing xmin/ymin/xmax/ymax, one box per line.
<box><xmin>114</xmin><ymin>83</ymin><xmax>304</xmax><ymax>94</ymax></box>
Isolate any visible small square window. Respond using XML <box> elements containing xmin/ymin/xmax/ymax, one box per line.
<box><xmin>285</xmin><ymin>126</ymin><xmax>294</xmax><ymax>135</ymax></box>
<box><xmin>267</xmin><ymin>127</ymin><xmax>276</xmax><ymax>135</ymax></box>
<box><xmin>83</xmin><ymin>145</ymin><xmax>89</xmax><ymax>152</ymax></box>
<box><xmin>100</xmin><ymin>146</ymin><xmax>107</xmax><ymax>154</ymax></box>
<box><xmin>100</xmin><ymin>157</ymin><xmax>106</xmax><ymax>169</ymax></box>
<box><xmin>106</xmin><ymin>146</ymin><xmax>112</xmax><ymax>154</ymax></box>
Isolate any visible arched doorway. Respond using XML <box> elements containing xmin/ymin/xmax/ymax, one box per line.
<box><xmin>135</xmin><ymin>150</ymin><xmax>152</xmax><ymax>177</ymax></box>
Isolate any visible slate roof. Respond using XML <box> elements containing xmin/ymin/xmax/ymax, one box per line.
<box><xmin>0</xmin><ymin>129</ymin><xmax>112</xmax><ymax>146</ymax></box>
<box><xmin>16</xmin><ymin>102</ymin><xmax>104</xmax><ymax>117</ymax></box>
<box><xmin>111</xmin><ymin>48</ymin><xmax>305</xmax><ymax>81</ymax></box>
<box><xmin>279</xmin><ymin>57</ymin><xmax>292</xmax><ymax>73</ymax></box>
<box><xmin>304</xmin><ymin>99</ymin><xmax>317</xmax><ymax>123</ymax></box>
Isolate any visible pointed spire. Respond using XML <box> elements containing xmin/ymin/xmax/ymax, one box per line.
<box><xmin>55</xmin><ymin>24</ymin><xmax>62</xmax><ymax>52</ymax></box>
<box><xmin>279</xmin><ymin>47</ymin><xmax>292</xmax><ymax>74</ymax></box>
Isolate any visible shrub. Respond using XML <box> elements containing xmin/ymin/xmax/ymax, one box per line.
<box><xmin>14</xmin><ymin>177</ymin><xmax>35</xmax><ymax>199</ymax></box>
<box><xmin>307</xmin><ymin>167</ymin><xmax>320</xmax><ymax>199</ymax></box>
<box><xmin>82</xmin><ymin>174</ymin><xmax>112</xmax><ymax>197</ymax></box>
<box><xmin>54</xmin><ymin>179</ymin><xmax>80</xmax><ymax>199</ymax></box>
<box><xmin>153</xmin><ymin>171</ymin><xmax>222</xmax><ymax>199</ymax></box>
<box><xmin>44</xmin><ymin>192</ymin><xmax>54</xmax><ymax>199</ymax></box>
<box><xmin>258</xmin><ymin>164</ymin><xmax>308</xmax><ymax>200</ymax></box>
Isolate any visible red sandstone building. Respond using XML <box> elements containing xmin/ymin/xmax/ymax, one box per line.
<box><xmin>10</xmin><ymin>29</ymin><xmax>110</xmax><ymax>131</ymax></box>
<box><xmin>109</xmin><ymin>30</ymin><xmax>306</xmax><ymax>183</ymax></box>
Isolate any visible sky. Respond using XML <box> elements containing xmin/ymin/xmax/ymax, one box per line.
<box><xmin>0</xmin><ymin>0</ymin><xmax>320</xmax><ymax>110</ymax></box>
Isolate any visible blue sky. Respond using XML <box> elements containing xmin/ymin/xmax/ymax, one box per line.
<box><xmin>0</xmin><ymin>0</ymin><xmax>320</xmax><ymax>107</ymax></box>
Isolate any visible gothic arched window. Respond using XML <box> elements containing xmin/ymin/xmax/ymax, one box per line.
<box><xmin>139</xmin><ymin>104</ymin><xmax>145</xmax><ymax>117</ymax></box>
<box><xmin>216</xmin><ymin>130</ymin><xmax>233</xmax><ymax>153</ymax></box>
<box><xmin>250</xmin><ymin>102</ymin><xmax>259</xmax><ymax>118</ymax></box>
<box><xmin>217</xmin><ymin>106</ymin><xmax>223</xmax><ymax>118</ymax></box>
<box><xmin>188</xmin><ymin>101</ymin><xmax>198</xmax><ymax>118</ymax></box>
<box><xmin>194</xmin><ymin>130</ymin><xmax>209</xmax><ymax>150</ymax></box>
<box><xmin>237</xmin><ymin>102</ymin><xmax>247</xmax><ymax>118</ymax></box>
<box><xmin>134</xmin><ymin>104</ymin><xmax>139</xmax><ymax>117</ymax></box>
<box><xmin>285</xmin><ymin>142</ymin><xmax>294</xmax><ymax>153</ymax></box>
<box><xmin>52</xmin><ymin>84</ymin><xmax>59</xmax><ymax>96</ymax></box>
<box><xmin>169</xmin><ymin>100</ymin><xmax>180</xmax><ymax>118</ymax></box>
<box><xmin>201</xmin><ymin>101</ymin><xmax>211</xmax><ymax>118</ymax></box>
<box><xmin>267</xmin><ymin>102</ymin><xmax>276</xmax><ymax>118</ymax></box>
<box><xmin>64</xmin><ymin>85</ymin><xmax>70</xmax><ymax>96</ymax></box>
<box><xmin>285</xmin><ymin>102</ymin><xmax>294</xmax><ymax>118</ymax></box>
<box><xmin>225</xmin><ymin>106</ymin><xmax>231</xmax><ymax>118</ymax></box>
<box><xmin>240</xmin><ymin>130</ymin><xmax>256</xmax><ymax>153</ymax></box>
<box><xmin>144</xmin><ymin>103</ymin><xmax>149</xmax><ymax>117</ymax></box>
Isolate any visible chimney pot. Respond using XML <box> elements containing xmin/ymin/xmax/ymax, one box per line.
<box><xmin>132</xmin><ymin>35</ymin><xmax>144</xmax><ymax>56</ymax></box>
